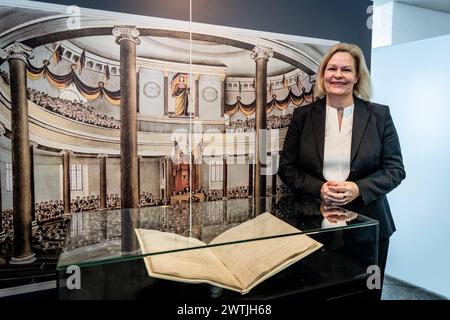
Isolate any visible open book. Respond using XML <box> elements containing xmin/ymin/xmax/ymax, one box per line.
<box><xmin>135</xmin><ymin>212</ymin><xmax>322</xmax><ymax>295</ymax></box>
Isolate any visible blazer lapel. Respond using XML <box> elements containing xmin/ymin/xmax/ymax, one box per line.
<box><xmin>311</xmin><ymin>98</ymin><xmax>326</xmax><ymax>164</ymax></box>
<box><xmin>351</xmin><ymin>97</ymin><xmax>370</xmax><ymax>163</ymax></box>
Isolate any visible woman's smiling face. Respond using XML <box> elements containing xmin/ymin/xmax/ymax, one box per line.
<box><xmin>324</xmin><ymin>51</ymin><xmax>358</xmax><ymax>100</ymax></box>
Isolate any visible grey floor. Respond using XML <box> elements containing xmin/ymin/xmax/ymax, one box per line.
<box><xmin>382</xmin><ymin>275</ymin><xmax>448</xmax><ymax>300</ymax></box>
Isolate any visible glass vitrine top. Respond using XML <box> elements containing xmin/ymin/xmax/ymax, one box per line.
<box><xmin>56</xmin><ymin>195</ymin><xmax>378</xmax><ymax>270</ymax></box>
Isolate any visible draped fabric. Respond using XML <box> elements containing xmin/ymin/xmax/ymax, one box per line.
<box><xmin>79</xmin><ymin>50</ymin><xmax>86</xmax><ymax>72</ymax></box>
<box><xmin>225</xmin><ymin>86</ymin><xmax>314</xmax><ymax>116</ymax></box>
<box><xmin>224</xmin><ymin>97</ymin><xmax>256</xmax><ymax>116</ymax></box>
<box><xmin>104</xmin><ymin>65</ymin><xmax>110</xmax><ymax>81</ymax></box>
<box><xmin>52</xmin><ymin>44</ymin><xmax>64</xmax><ymax>64</ymax></box>
<box><xmin>26</xmin><ymin>60</ymin><xmax>121</xmax><ymax>106</ymax></box>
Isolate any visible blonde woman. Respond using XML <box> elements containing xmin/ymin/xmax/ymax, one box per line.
<box><xmin>278</xmin><ymin>43</ymin><xmax>405</xmax><ymax>299</ymax></box>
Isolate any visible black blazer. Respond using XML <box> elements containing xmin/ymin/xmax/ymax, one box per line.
<box><xmin>278</xmin><ymin>96</ymin><xmax>405</xmax><ymax>239</ymax></box>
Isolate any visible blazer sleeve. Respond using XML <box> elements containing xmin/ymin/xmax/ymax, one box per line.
<box><xmin>354</xmin><ymin>106</ymin><xmax>406</xmax><ymax>205</ymax></box>
<box><xmin>278</xmin><ymin>110</ymin><xmax>324</xmax><ymax>198</ymax></box>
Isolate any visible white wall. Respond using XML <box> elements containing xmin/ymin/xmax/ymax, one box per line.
<box><xmin>371</xmin><ymin>34</ymin><xmax>450</xmax><ymax>298</ymax></box>
<box><xmin>87</xmin><ymin>158</ymin><xmax>100</xmax><ymax>195</ymax></box>
<box><xmin>392</xmin><ymin>3</ymin><xmax>450</xmax><ymax>45</ymax></box>
<box><xmin>139</xmin><ymin>68</ymin><xmax>164</xmax><ymax>117</ymax></box>
<box><xmin>140</xmin><ymin>158</ymin><xmax>161</xmax><ymax>197</ymax></box>
<box><xmin>106</xmin><ymin>158</ymin><xmax>121</xmax><ymax>196</ymax></box>
<box><xmin>0</xmin><ymin>146</ymin><xmax>12</xmax><ymax>210</ymax></box>
<box><xmin>199</xmin><ymin>75</ymin><xmax>221</xmax><ymax>120</ymax></box>
<box><xmin>372</xmin><ymin>2</ymin><xmax>394</xmax><ymax>48</ymax></box>
<box><xmin>373</xmin><ymin>2</ymin><xmax>450</xmax><ymax>48</ymax></box>
<box><xmin>227</xmin><ymin>163</ymin><xmax>248</xmax><ymax>188</ymax></box>
<box><xmin>34</xmin><ymin>155</ymin><xmax>62</xmax><ymax>203</ymax></box>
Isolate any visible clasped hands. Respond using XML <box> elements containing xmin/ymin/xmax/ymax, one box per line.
<box><xmin>320</xmin><ymin>181</ymin><xmax>360</xmax><ymax>206</ymax></box>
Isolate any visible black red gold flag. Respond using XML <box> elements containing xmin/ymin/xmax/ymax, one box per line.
<box><xmin>79</xmin><ymin>49</ymin><xmax>86</xmax><ymax>71</ymax></box>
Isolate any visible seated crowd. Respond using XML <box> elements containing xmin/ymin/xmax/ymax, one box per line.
<box><xmin>169</xmin><ymin>187</ymin><xmax>207</xmax><ymax>204</ymax></box>
<box><xmin>27</xmin><ymin>88</ymin><xmax>120</xmax><ymax>129</ymax></box>
<box><xmin>206</xmin><ymin>189</ymin><xmax>223</xmax><ymax>201</ymax></box>
<box><xmin>171</xmin><ymin>187</ymin><xmax>207</xmax><ymax>197</ymax></box>
<box><xmin>140</xmin><ymin>192</ymin><xmax>171</xmax><ymax>207</ymax></box>
<box><xmin>226</xmin><ymin>114</ymin><xmax>293</xmax><ymax>133</ymax></box>
<box><xmin>227</xmin><ymin>186</ymin><xmax>249</xmax><ymax>199</ymax></box>
<box><xmin>33</xmin><ymin>220</ymin><xmax>70</xmax><ymax>251</ymax></box>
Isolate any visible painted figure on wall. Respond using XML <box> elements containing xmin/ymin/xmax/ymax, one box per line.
<box><xmin>171</xmin><ymin>141</ymin><xmax>198</xmax><ymax>194</ymax></box>
<box><xmin>173</xmin><ymin>160</ymin><xmax>191</xmax><ymax>191</ymax></box>
<box><xmin>171</xmin><ymin>73</ymin><xmax>189</xmax><ymax>116</ymax></box>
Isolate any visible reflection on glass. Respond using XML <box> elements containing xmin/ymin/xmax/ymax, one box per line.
<box><xmin>320</xmin><ymin>203</ymin><xmax>358</xmax><ymax>229</ymax></box>
<box><xmin>58</xmin><ymin>195</ymin><xmax>375</xmax><ymax>270</ymax></box>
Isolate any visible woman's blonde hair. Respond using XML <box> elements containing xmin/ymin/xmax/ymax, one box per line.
<box><xmin>314</xmin><ymin>43</ymin><xmax>371</xmax><ymax>101</ymax></box>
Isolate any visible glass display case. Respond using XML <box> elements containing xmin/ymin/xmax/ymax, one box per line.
<box><xmin>57</xmin><ymin>195</ymin><xmax>379</xmax><ymax>300</ymax></box>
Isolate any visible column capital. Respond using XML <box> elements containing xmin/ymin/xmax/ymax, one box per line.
<box><xmin>194</xmin><ymin>73</ymin><xmax>200</xmax><ymax>81</ymax></box>
<box><xmin>250</xmin><ymin>45</ymin><xmax>274</xmax><ymax>61</ymax></box>
<box><xmin>97</xmin><ymin>153</ymin><xmax>108</xmax><ymax>159</ymax></box>
<box><xmin>0</xmin><ymin>42</ymin><xmax>34</xmax><ymax>63</ymax></box>
<box><xmin>113</xmin><ymin>26</ymin><xmax>141</xmax><ymax>45</ymax></box>
<box><xmin>163</xmin><ymin>70</ymin><xmax>169</xmax><ymax>77</ymax></box>
<box><xmin>60</xmin><ymin>149</ymin><xmax>73</xmax><ymax>156</ymax></box>
<box><xmin>30</xmin><ymin>142</ymin><xmax>38</xmax><ymax>149</ymax></box>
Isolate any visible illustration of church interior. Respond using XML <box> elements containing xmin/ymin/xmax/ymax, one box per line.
<box><xmin>0</xmin><ymin>3</ymin><xmax>331</xmax><ymax>284</ymax></box>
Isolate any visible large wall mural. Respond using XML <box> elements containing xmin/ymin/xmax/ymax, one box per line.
<box><xmin>0</xmin><ymin>0</ymin><xmax>336</xmax><ymax>290</ymax></box>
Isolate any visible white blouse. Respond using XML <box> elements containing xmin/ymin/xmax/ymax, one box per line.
<box><xmin>322</xmin><ymin>104</ymin><xmax>354</xmax><ymax>182</ymax></box>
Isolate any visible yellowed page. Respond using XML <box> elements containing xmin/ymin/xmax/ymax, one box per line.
<box><xmin>209</xmin><ymin>212</ymin><xmax>323</xmax><ymax>293</ymax></box>
<box><xmin>135</xmin><ymin>229</ymin><xmax>243</xmax><ymax>292</ymax></box>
